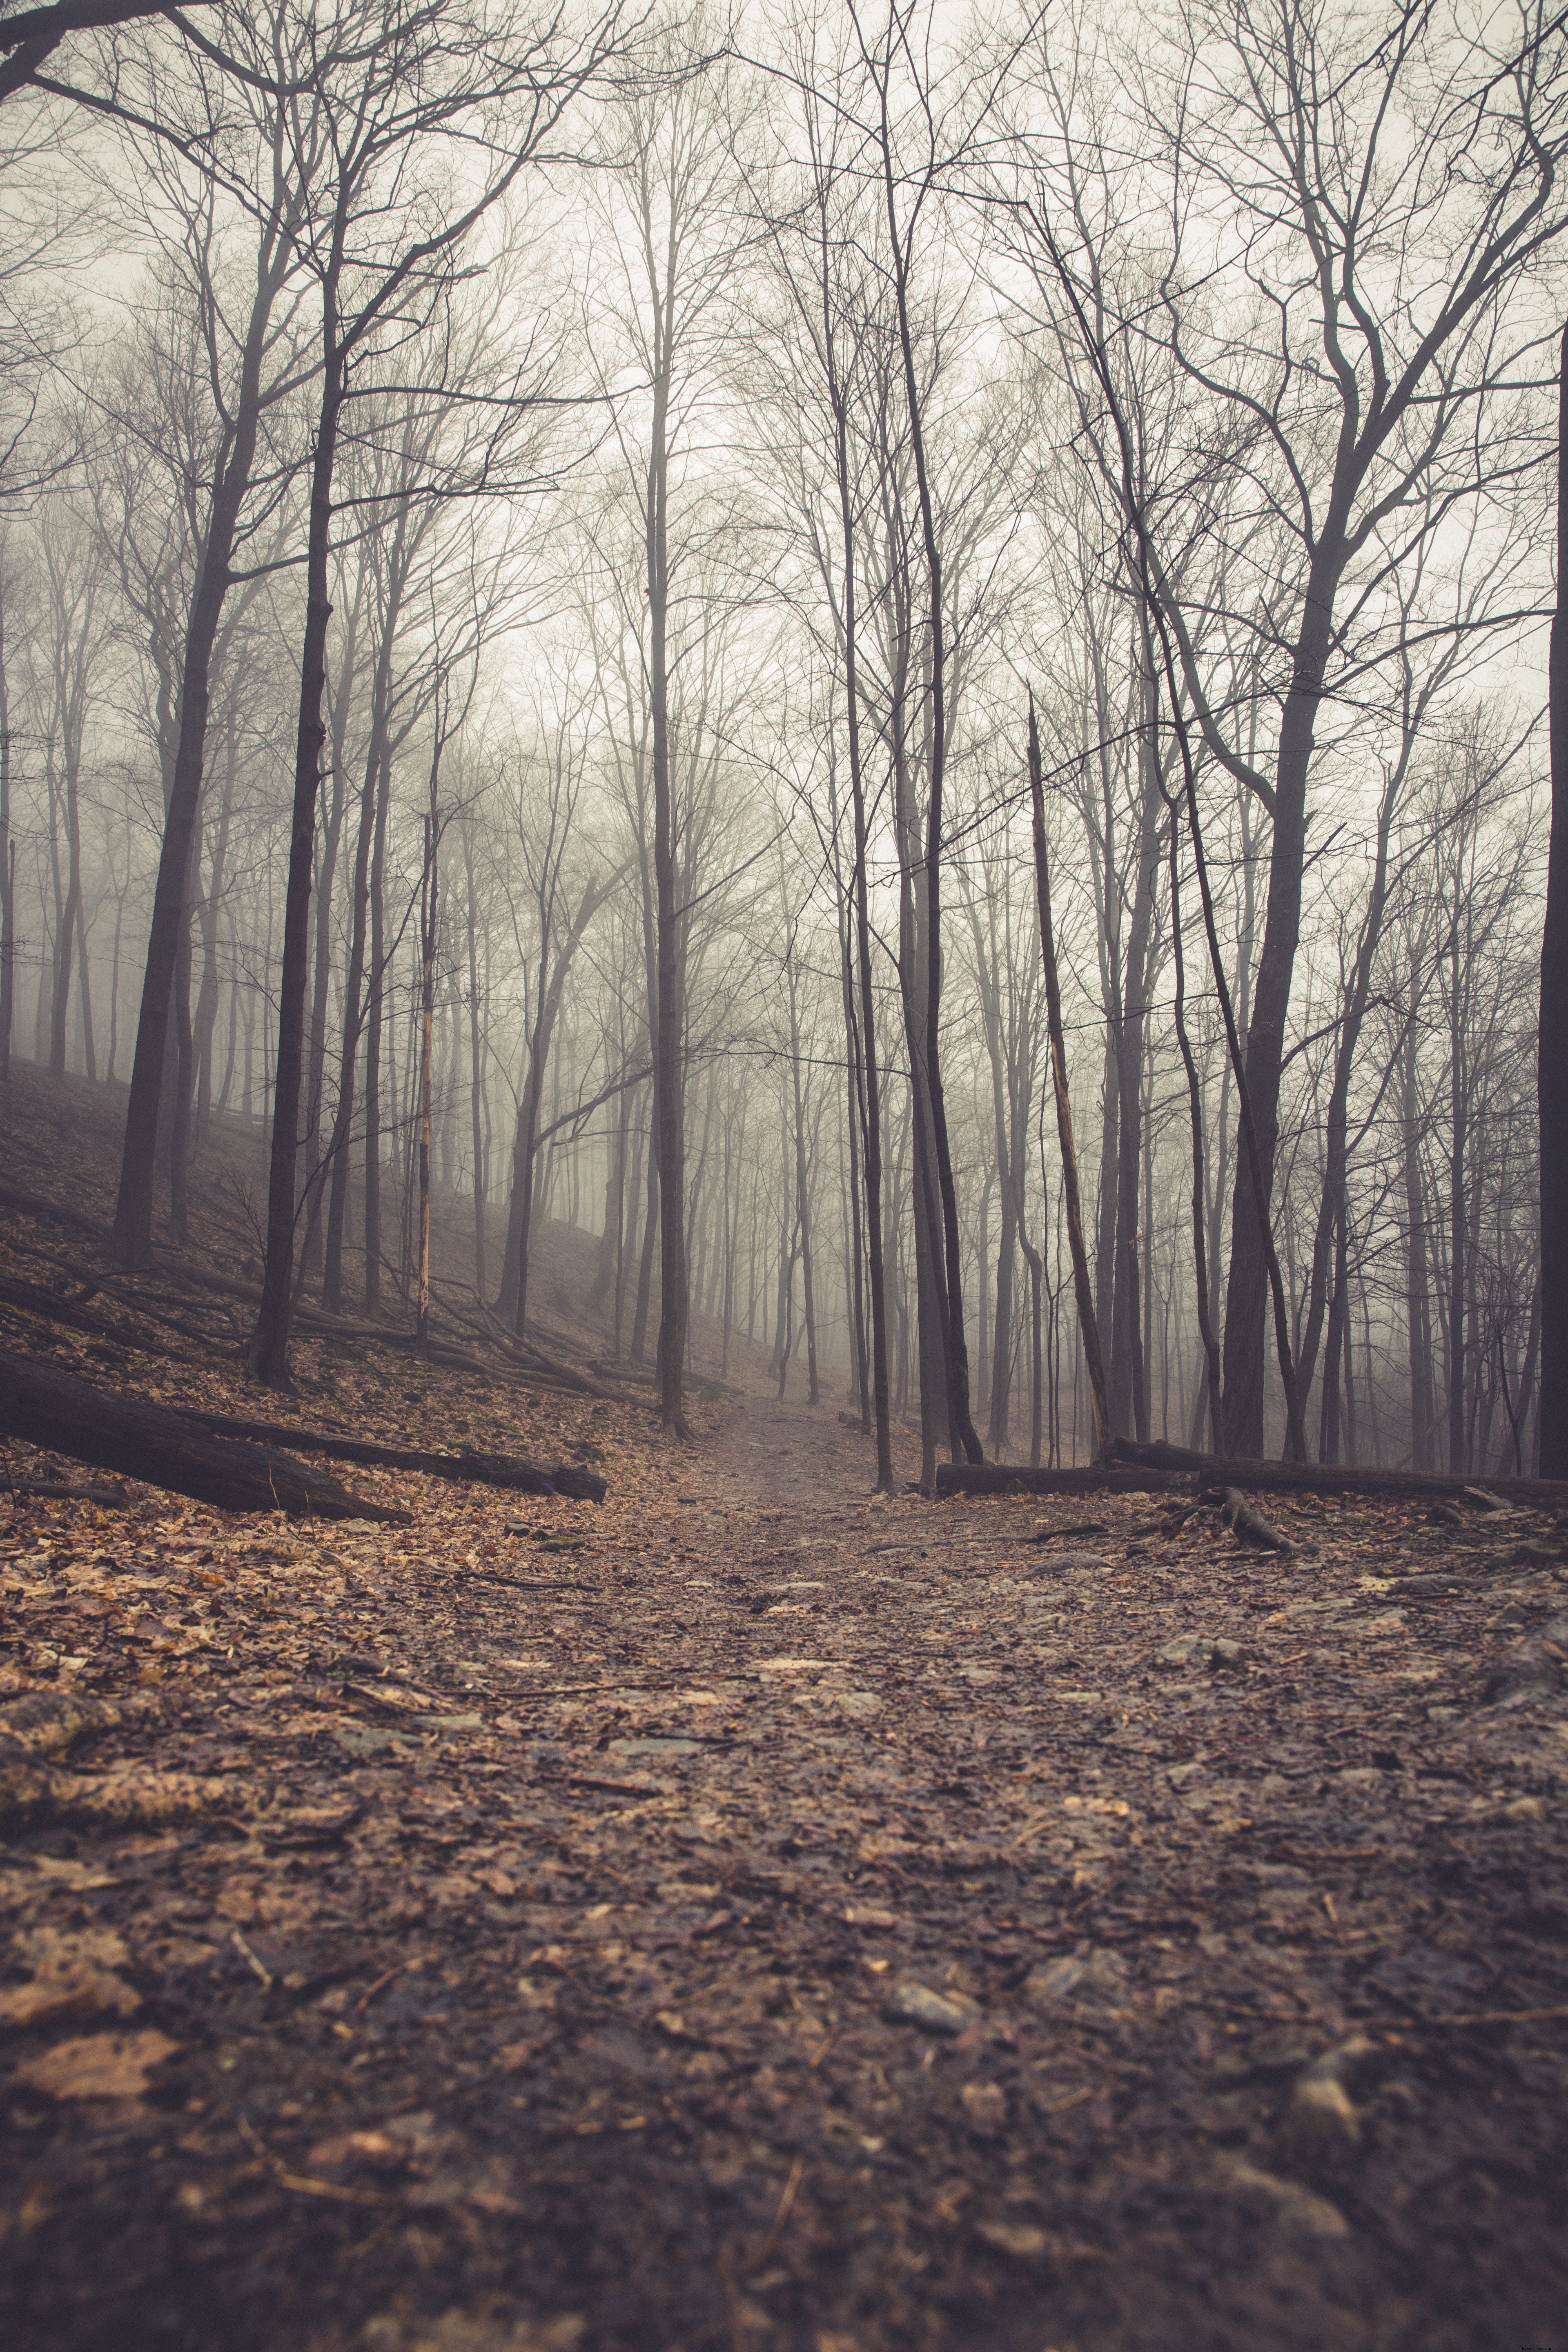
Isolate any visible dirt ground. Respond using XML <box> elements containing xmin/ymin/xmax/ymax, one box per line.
<box><xmin>3</xmin><ymin>1324</ymin><xmax>1568</xmax><ymax>2352</ymax></box>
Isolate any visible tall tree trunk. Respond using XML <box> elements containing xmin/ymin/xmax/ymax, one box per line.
<box><xmin>0</xmin><ymin>577</ymin><xmax>13</xmax><ymax>1082</ymax></box>
<box><xmin>114</xmin><ymin>230</ymin><xmax>295</xmax><ymax>1267</ymax></box>
<box><xmin>1539</xmin><ymin>318</ymin><xmax>1568</xmax><ymax>1472</ymax></box>
<box><xmin>414</xmin><ymin>802</ymin><xmax>438</xmax><ymax>1348</ymax></box>
<box><xmin>1168</xmin><ymin>809</ymin><xmax>1224</xmax><ymax>1453</ymax></box>
<box><xmin>880</xmin><ymin>129</ymin><xmax>980</xmax><ymax>1466</ymax></box>
<box><xmin>831</xmin><ymin>370</ymin><xmax>893</xmax><ymax>1488</ymax></box>
<box><xmin>1447</xmin><ymin>924</ymin><xmax>1468</xmax><ymax>1474</ymax></box>
<box><xmin>1029</xmin><ymin>698</ymin><xmax>1112</xmax><ymax>1457</ymax></box>
<box><xmin>252</xmin><ymin>300</ymin><xmax>344</xmax><ymax>1386</ymax></box>
<box><xmin>463</xmin><ymin>826</ymin><xmax>488</xmax><ymax>1301</ymax></box>
<box><xmin>644</xmin><ymin>315</ymin><xmax>688</xmax><ymax>1437</ymax></box>
<box><xmin>1220</xmin><ymin>571</ymin><xmax>1339</xmax><ymax>1452</ymax></box>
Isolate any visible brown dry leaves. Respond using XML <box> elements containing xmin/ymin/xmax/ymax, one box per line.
<box><xmin>0</xmin><ymin>1292</ymin><xmax>1566</xmax><ymax>2347</ymax></box>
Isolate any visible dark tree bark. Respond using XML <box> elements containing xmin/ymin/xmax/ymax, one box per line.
<box><xmin>113</xmin><ymin>161</ymin><xmax>305</xmax><ymax>1269</ymax></box>
<box><xmin>0</xmin><ymin>0</ymin><xmax>214</xmax><ymax>101</ymax></box>
<box><xmin>251</xmin><ymin>289</ymin><xmax>345</xmax><ymax>1386</ymax></box>
<box><xmin>0</xmin><ymin>1346</ymin><xmax>403</xmax><ymax>1519</ymax></box>
<box><xmin>174</xmin><ymin>1408</ymin><xmax>607</xmax><ymax>1498</ymax></box>
<box><xmin>1028</xmin><ymin>697</ymin><xmax>1112</xmax><ymax>1458</ymax></box>
<box><xmin>1539</xmin><ymin>321</ymin><xmax>1568</xmax><ymax>1474</ymax></box>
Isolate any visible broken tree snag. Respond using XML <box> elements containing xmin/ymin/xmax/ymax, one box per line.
<box><xmin>934</xmin><ymin>1464</ymin><xmax>1188</xmax><ymax>1499</ymax></box>
<box><xmin>0</xmin><ymin>1350</ymin><xmax>409</xmax><ymax>1521</ymax></box>
<box><xmin>1104</xmin><ymin>1436</ymin><xmax>1568</xmax><ymax>1509</ymax></box>
<box><xmin>172</xmin><ymin>1410</ymin><xmax>607</xmax><ymax>1501</ymax></box>
<box><xmin>1208</xmin><ymin>1486</ymin><xmax>1297</xmax><ymax>1552</ymax></box>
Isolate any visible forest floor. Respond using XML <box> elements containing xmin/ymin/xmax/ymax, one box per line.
<box><xmin>1</xmin><ymin>1089</ymin><xmax>1567</xmax><ymax>2350</ymax></box>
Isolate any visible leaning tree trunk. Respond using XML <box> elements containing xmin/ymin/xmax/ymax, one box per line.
<box><xmin>114</xmin><ymin>253</ymin><xmax>289</xmax><ymax>1269</ymax></box>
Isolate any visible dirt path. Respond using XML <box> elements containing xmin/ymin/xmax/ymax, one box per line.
<box><xmin>4</xmin><ymin>1383</ymin><xmax>1568</xmax><ymax>2352</ymax></box>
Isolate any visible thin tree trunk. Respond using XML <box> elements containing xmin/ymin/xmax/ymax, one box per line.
<box><xmin>1539</xmin><ymin>318</ymin><xmax>1568</xmax><ymax>1471</ymax></box>
<box><xmin>1028</xmin><ymin>698</ymin><xmax>1112</xmax><ymax>1458</ymax></box>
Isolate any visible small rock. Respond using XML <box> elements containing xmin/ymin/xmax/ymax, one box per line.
<box><xmin>973</xmin><ymin>2216</ymin><xmax>1047</xmax><ymax>2257</ymax></box>
<box><xmin>1277</xmin><ymin>2075</ymin><xmax>1361</xmax><ymax>2166</ymax></box>
<box><xmin>1211</xmin><ymin>1636</ymin><xmax>1245</xmax><ymax>1667</ymax></box>
<box><xmin>1025</xmin><ymin>1948</ymin><xmax>1129</xmax><ymax>2009</ymax></box>
<box><xmin>960</xmin><ymin>2078</ymin><xmax>1007</xmax><ymax>2129</ymax></box>
<box><xmin>1497</xmin><ymin>1794</ymin><xmax>1546</xmax><ymax>1824</ymax></box>
<box><xmin>1484</xmin><ymin>1640</ymin><xmax>1560</xmax><ymax>1706</ymax></box>
<box><xmin>1508</xmin><ymin>1542</ymin><xmax>1567</xmax><ymax>1569</ymax></box>
<box><xmin>884</xmin><ymin>1980</ymin><xmax>980</xmax><ymax>2036</ymax></box>
<box><xmin>1221</xmin><ymin>2158</ymin><xmax>1350</xmax><ymax>2240</ymax></box>
<box><xmin>1156</xmin><ymin>1633</ymin><xmax>1213</xmax><ymax>1668</ymax></box>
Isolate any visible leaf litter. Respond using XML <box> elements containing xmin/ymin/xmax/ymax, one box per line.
<box><xmin>0</xmin><ymin>1284</ymin><xmax>1566</xmax><ymax>2345</ymax></box>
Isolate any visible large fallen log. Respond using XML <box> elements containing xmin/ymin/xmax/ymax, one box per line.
<box><xmin>934</xmin><ymin>1464</ymin><xmax>1188</xmax><ymax>1498</ymax></box>
<box><xmin>172</xmin><ymin>1408</ymin><xmax>607</xmax><ymax>1501</ymax></box>
<box><xmin>0</xmin><ymin>1174</ymin><xmax>111</xmax><ymax>1239</ymax></box>
<box><xmin>0</xmin><ymin>1273</ymin><xmax>151</xmax><ymax>1347</ymax></box>
<box><xmin>1105</xmin><ymin>1435</ymin><xmax>1568</xmax><ymax>1508</ymax></box>
<box><xmin>0</xmin><ymin>1349</ymin><xmax>408</xmax><ymax>1521</ymax></box>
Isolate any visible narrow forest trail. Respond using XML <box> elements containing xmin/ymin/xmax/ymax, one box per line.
<box><xmin>3</xmin><ymin>1373</ymin><xmax>1568</xmax><ymax>2352</ymax></box>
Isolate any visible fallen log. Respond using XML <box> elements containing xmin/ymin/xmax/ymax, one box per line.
<box><xmin>0</xmin><ymin>1272</ymin><xmax>157</xmax><ymax>1350</ymax></box>
<box><xmin>0</xmin><ymin>1349</ymin><xmax>408</xmax><ymax>1521</ymax></box>
<box><xmin>1105</xmin><ymin>1436</ymin><xmax>1568</xmax><ymax>1508</ymax></box>
<box><xmin>0</xmin><ymin>1175</ymin><xmax>111</xmax><ymax>1240</ymax></box>
<box><xmin>934</xmin><ymin>1464</ymin><xmax>1188</xmax><ymax>1498</ymax></box>
<box><xmin>172</xmin><ymin>1409</ymin><xmax>607</xmax><ymax>1501</ymax></box>
<box><xmin>4</xmin><ymin>1477</ymin><xmax>131</xmax><ymax>1506</ymax></box>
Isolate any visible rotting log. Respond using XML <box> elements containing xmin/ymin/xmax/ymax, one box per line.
<box><xmin>173</xmin><ymin>1409</ymin><xmax>607</xmax><ymax>1501</ymax></box>
<box><xmin>0</xmin><ymin>1349</ymin><xmax>408</xmax><ymax>1521</ymax></box>
<box><xmin>0</xmin><ymin>1273</ymin><xmax>167</xmax><ymax>1351</ymax></box>
<box><xmin>1105</xmin><ymin>1436</ymin><xmax>1568</xmax><ymax>1508</ymax></box>
<box><xmin>0</xmin><ymin>1175</ymin><xmax>111</xmax><ymax>1239</ymax></box>
<box><xmin>4</xmin><ymin>1478</ymin><xmax>130</xmax><ymax>1505</ymax></box>
<box><xmin>934</xmin><ymin>1464</ymin><xmax>1188</xmax><ymax>1498</ymax></box>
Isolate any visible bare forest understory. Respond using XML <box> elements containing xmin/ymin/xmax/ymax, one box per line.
<box><xmin>0</xmin><ymin>1072</ymin><xmax>1566</xmax><ymax>2352</ymax></box>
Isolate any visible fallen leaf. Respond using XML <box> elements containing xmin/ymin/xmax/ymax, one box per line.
<box><xmin>16</xmin><ymin>2028</ymin><xmax>177</xmax><ymax>2101</ymax></box>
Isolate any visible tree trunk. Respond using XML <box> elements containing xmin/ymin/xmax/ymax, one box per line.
<box><xmin>1539</xmin><ymin>318</ymin><xmax>1568</xmax><ymax>1471</ymax></box>
<box><xmin>252</xmin><ymin>301</ymin><xmax>345</xmax><ymax>1387</ymax></box>
<box><xmin>114</xmin><ymin>236</ymin><xmax>294</xmax><ymax>1268</ymax></box>
<box><xmin>1029</xmin><ymin>699</ymin><xmax>1113</xmax><ymax>1457</ymax></box>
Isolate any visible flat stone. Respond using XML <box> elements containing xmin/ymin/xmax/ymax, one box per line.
<box><xmin>330</xmin><ymin>1722</ymin><xmax>401</xmax><ymax>1757</ymax></box>
<box><xmin>1025</xmin><ymin>1948</ymin><xmax>1129</xmax><ymax>2008</ymax></box>
<box><xmin>1157</xmin><ymin>1633</ymin><xmax>1214</xmax><ymax>1668</ymax></box>
<box><xmin>884</xmin><ymin>1980</ymin><xmax>979</xmax><ymax>2035</ymax></box>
